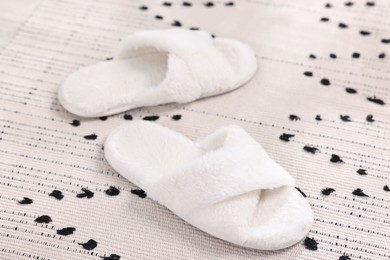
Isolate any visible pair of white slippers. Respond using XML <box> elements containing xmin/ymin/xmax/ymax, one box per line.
<box><xmin>58</xmin><ymin>28</ymin><xmax>313</xmax><ymax>251</ymax></box>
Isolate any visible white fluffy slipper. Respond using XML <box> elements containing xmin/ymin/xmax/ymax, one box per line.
<box><xmin>58</xmin><ymin>28</ymin><xmax>257</xmax><ymax>117</ymax></box>
<box><xmin>104</xmin><ymin>122</ymin><xmax>313</xmax><ymax>250</ymax></box>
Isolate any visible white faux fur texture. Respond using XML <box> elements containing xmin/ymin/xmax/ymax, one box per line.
<box><xmin>58</xmin><ymin>28</ymin><xmax>257</xmax><ymax>117</ymax></box>
<box><xmin>104</xmin><ymin>122</ymin><xmax>314</xmax><ymax>251</ymax></box>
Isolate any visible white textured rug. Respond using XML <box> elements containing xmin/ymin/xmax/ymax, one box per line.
<box><xmin>0</xmin><ymin>0</ymin><xmax>389</xmax><ymax>259</ymax></box>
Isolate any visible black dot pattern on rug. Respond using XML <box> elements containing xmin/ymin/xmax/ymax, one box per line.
<box><xmin>320</xmin><ymin>17</ymin><xmax>329</xmax><ymax>22</ymax></box>
<box><xmin>357</xmin><ymin>168</ymin><xmax>367</xmax><ymax>175</ymax></box>
<box><xmin>106</xmin><ymin>57</ymin><xmax>113</xmax><ymax>61</ymax></box>
<box><xmin>360</xmin><ymin>30</ymin><xmax>371</xmax><ymax>36</ymax></box>
<box><xmin>325</xmin><ymin>3</ymin><xmax>332</xmax><ymax>8</ymax></box>
<box><xmin>384</xmin><ymin>185</ymin><xmax>390</xmax><ymax>192</ymax></box>
<box><xmin>309</xmin><ymin>54</ymin><xmax>316</xmax><ymax>59</ymax></box>
<box><xmin>139</xmin><ymin>5</ymin><xmax>148</xmax><ymax>10</ymax></box>
<box><xmin>304</xmin><ymin>237</ymin><xmax>318</xmax><ymax>250</ymax></box>
<box><xmin>381</xmin><ymin>38</ymin><xmax>390</xmax><ymax>44</ymax></box>
<box><xmin>225</xmin><ymin>2</ymin><xmax>234</xmax><ymax>6</ymax></box>
<box><xmin>102</xmin><ymin>254</ymin><xmax>121</xmax><ymax>260</ymax></box>
<box><xmin>345</xmin><ymin>1</ymin><xmax>354</xmax><ymax>6</ymax></box>
<box><xmin>366</xmin><ymin>114</ymin><xmax>374</xmax><ymax>122</ymax></box>
<box><xmin>143</xmin><ymin>115</ymin><xmax>159</xmax><ymax>121</ymax></box>
<box><xmin>378</xmin><ymin>52</ymin><xmax>386</xmax><ymax>59</ymax></box>
<box><xmin>84</xmin><ymin>134</ymin><xmax>97</xmax><ymax>140</ymax></box>
<box><xmin>99</xmin><ymin>116</ymin><xmax>108</xmax><ymax>121</ymax></box>
<box><xmin>183</xmin><ymin>1</ymin><xmax>192</xmax><ymax>6</ymax></box>
<box><xmin>289</xmin><ymin>114</ymin><xmax>300</xmax><ymax>121</ymax></box>
<box><xmin>163</xmin><ymin>2</ymin><xmax>172</xmax><ymax>6</ymax></box>
<box><xmin>57</xmin><ymin>227</ymin><xmax>76</xmax><ymax>236</ymax></box>
<box><xmin>204</xmin><ymin>2</ymin><xmax>214</xmax><ymax>7</ymax></box>
<box><xmin>330</xmin><ymin>53</ymin><xmax>337</xmax><ymax>59</ymax></box>
<box><xmin>79</xmin><ymin>239</ymin><xmax>97</xmax><ymax>250</ymax></box>
<box><xmin>105</xmin><ymin>186</ymin><xmax>120</xmax><ymax>196</ymax></box>
<box><xmin>330</xmin><ymin>154</ymin><xmax>343</xmax><ymax>163</ymax></box>
<box><xmin>35</xmin><ymin>215</ymin><xmax>52</xmax><ymax>224</ymax></box>
<box><xmin>345</xmin><ymin>87</ymin><xmax>357</xmax><ymax>94</ymax></box>
<box><xmin>279</xmin><ymin>133</ymin><xmax>294</xmax><ymax>142</ymax></box>
<box><xmin>18</xmin><ymin>197</ymin><xmax>33</xmax><ymax>205</ymax></box>
<box><xmin>339</xmin><ymin>22</ymin><xmax>348</xmax><ymax>28</ymax></box>
<box><xmin>315</xmin><ymin>115</ymin><xmax>322</xmax><ymax>121</ymax></box>
<box><xmin>172</xmin><ymin>20</ymin><xmax>182</xmax><ymax>27</ymax></box>
<box><xmin>367</xmin><ymin>96</ymin><xmax>385</xmax><ymax>105</ymax></box>
<box><xmin>172</xmin><ymin>114</ymin><xmax>182</xmax><ymax>120</ymax></box>
<box><xmin>352</xmin><ymin>188</ymin><xmax>369</xmax><ymax>197</ymax></box>
<box><xmin>70</xmin><ymin>120</ymin><xmax>80</xmax><ymax>127</ymax></box>
<box><xmin>295</xmin><ymin>187</ymin><xmax>307</xmax><ymax>197</ymax></box>
<box><xmin>131</xmin><ymin>189</ymin><xmax>147</xmax><ymax>198</ymax></box>
<box><xmin>366</xmin><ymin>1</ymin><xmax>375</xmax><ymax>6</ymax></box>
<box><xmin>155</xmin><ymin>15</ymin><xmax>163</xmax><ymax>19</ymax></box>
<box><xmin>303</xmin><ymin>145</ymin><xmax>319</xmax><ymax>154</ymax></box>
<box><xmin>49</xmin><ymin>190</ymin><xmax>63</xmax><ymax>200</ymax></box>
<box><xmin>76</xmin><ymin>188</ymin><xmax>94</xmax><ymax>199</ymax></box>
<box><xmin>124</xmin><ymin>114</ymin><xmax>133</xmax><ymax>120</ymax></box>
<box><xmin>340</xmin><ymin>115</ymin><xmax>351</xmax><ymax>122</ymax></box>
<box><xmin>320</xmin><ymin>78</ymin><xmax>330</xmax><ymax>86</ymax></box>
<box><xmin>339</xmin><ymin>254</ymin><xmax>351</xmax><ymax>260</ymax></box>
<box><xmin>303</xmin><ymin>71</ymin><xmax>313</xmax><ymax>77</ymax></box>
<box><xmin>352</xmin><ymin>52</ymin><xmax>360</xmax><ymax>58</ymax></box>
<box><xmin>321</xmin><ymin>188</ymin><xmax>335</xmax><ymax>195</ymax></box>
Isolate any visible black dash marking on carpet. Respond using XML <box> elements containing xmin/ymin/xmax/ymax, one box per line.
<box><xmin>139</xmin><ymin>5</ymin><xmax>148</xmax><ymax>10</ymax></box>
<box><xmin>18</xmin><ymin>197</ymin><xmax>33</xmax><ymax>205</ymax></box>
<box><xmin>84</xmin><ymin>134</ymin><xmax>97</xmax><ymax>140</ymax></box>
<box><xmin>366</xmin><ymin>1</ymin><xmax>375</xmax><ymax>6</ymax></box>
<box><xmin>204</xmin><ymin>2</ymin><xmax>214</xmax><ymax>7</ymax></box>
<box><xmin>330</xmin><ymin>154</ymin><xmax>344</xmax><ymax>163</ymax></box>
<box><xmin>325</xmin><ymin>3</ymin><xmax>332</xmax><ymax>8</ymax></box>
<box><xmin>315</xmin><ymin>115</ymin><xmax>322</xmax><ymax>121</ymax></box>
<box><xmin>155</xmin><ymin>15</ymin><xmax>163</xmax><ymax>19</ymax></box>
<box><xmin>378</xmin><ymin>52</ymin><xmax>386</xmax><ymax>59</ymax></box>
<box><xmin>339</xmin><ymin>254</ymin><xmax>351</xmax><ymax>260</ymax></box>
<box><xmin>360</xmin><ymin>30</ymin><xmax>371</xmax><ymax>36</ymax></box>
<box><xmin>352</xmin><ymin>188</ymin><xmax>369</xmax><ymax>197</ymax></box>
<box><xmin>79</xmin><ymin>239</ymin><xmax>97</xmax><ymax>250</ymax></box>
<box><xmin>320</xmin><ymin>78</ymin><xmax>330</xmax><ymax>86</ymax></box>
<box><xmin>172</xmin><ymin>115</ymin><xmax>182</xmax><ymax>120</ymax></box>
<box><xmin>105</xmin><ymin>186</ymin><xmax>120</xmax><ymax>196</ymax></box>
<box><xmin>289</xmin><ymin>114</ymin><xmax>300</xmax><ymax>121</ymax></box>
<box><xmin>295</xmin><ymin>187</ymin><xmax>307</xmax><ymax>197</ymax></box>
<box><xmin>143</xmin><ymin>115</ymin><xmax>159</xmax><ymax>121</ymax></box>
<box><xmin>304</xmin><ymin>237</ymin><xmax>318</xmax><ymax>250</ymax></box>
<box><xmin>381</xmin><ymin>39</ymin><xmax>390</xmax><ymax>44</ymax></box>
<box><xmin>303</xmin><ymin>71</ymin><xmax>313</xmax><ymax>77</ymax></box>
<box><xmin>57</xmin><ymin>227</ymin><xmax>76</xmax><ymax>236</ymax></box>
<box><xmin>172</xmin><ymin>20</ymin><xmax>182</xmax><ymax>27</ymax></box>
<box><xmin>367</xmin><ymin>96</ymin><xmax>385</xmax><ymax>105</ymax></box>
<box><xmin>357</xmin><ymin>168</ymin><xmax>367</xmax><ymax>175</ymax></box>
<box><xmin>106</xmin><ymin>57</ymin><xmax>113</xmax><ymax>61</ymax></box>
<box><xmin>70</xmin><ymin>120</ymin><xmax>80</xmax><ymax>127</ymax></box>
<box><xmin>345</xmin><ymin>88</ymin><xmax>357</xmax><ymax>94</ymax></box>
<box><xmin>352</xmin><ymin>52</ymin><xmax>360</xmax><ymax>58</ymax></box>
<box><xmin>124</xmin><ymin>114</ymin><xmax>133</xmax><ymax>120</ymax></box>
<box><xmin>309</xmin><ymin>54</ymin><xmax>316</xmax><ymax>59</ymax></box>
<box><xmin>225</xmin><ymin>2</ymin><xmax>234</xmax><ymax>6</ymax></box>
<box><xmin>183</xmin><ymin>1</ymin><xmax>192</xmax><ymax>6</ymax></box>
<box><xmin>35</xmin><ymin>215</ymin><xmax>52</xmax><ymax>224</ymax></box>
<box><xmin>320</xmin><ymin>17</ymin><xmax>329</xmax><ymax>22</ymax></box>
<box><xmin>340</xmin><ymin>115</ymin><xmax>351</xmax><ymax>122</ymax></box>
<box><xmin>330</xmin><ymin>53</ymin><xmax>337</xmax><ymax>59</ymax></box>
<box><xmin>321</xmin><ymin>188</ymin><xmax>335</xmax><ymax>195</ymax></box>
<box><xmin>279</xmin><ymin>133</ymin><xmax>294</xmax><ymax>142</ymax></box>
<box><xmin>366</xmin><ymin>114</ymin><xmax>374</xmax><ymax>122</ymax></box>
<box><xmin>303</xmin><ymin>145</ymin><xmax>319</xmax><ymax>154</ymax></box>
<box><xmin>49</xmin><ymin>190</ymin><xmax>63</xmax><ymax>200</ymax></box>
<box><xmin>384</xmin><ymin>185</ymin><xmax>390</xmax><ymax>192</ymax></box>
<box><xmin>163</xmin><ymin>2</ymin><xmax>172</xmax><ymax>6</ymax></box>
<box><xmin>76</xmin><ymin>188</ymin><xmax>94</xmax><ymax>199</ymax></box>
<box><xmin>189</xmin><ymin>27</ymin><xmax>199</xmax><ymax>30</ymax></box>
<box><xmin>339</xmin><ymin>22</ymin><xmax>348</xmax><ymax>28</ymax></box>
<box><xmin>101</xmin><ymin>254</ymin><xmax>121</xmax><ymax>260</ymax></box>
<box><xmin>99</xmin><ymin>116</ymin><xmax>108</xmax><ymax>121</ymax></box>
<box><xmin>131</xmin><ymin>189</ymin><xmax>147</xmax><ymax>198</ymax></box>
<box><xmin>345</xmin><ymin>1</ymin><xmax>354</xmax><ymax>6</ymax></box>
